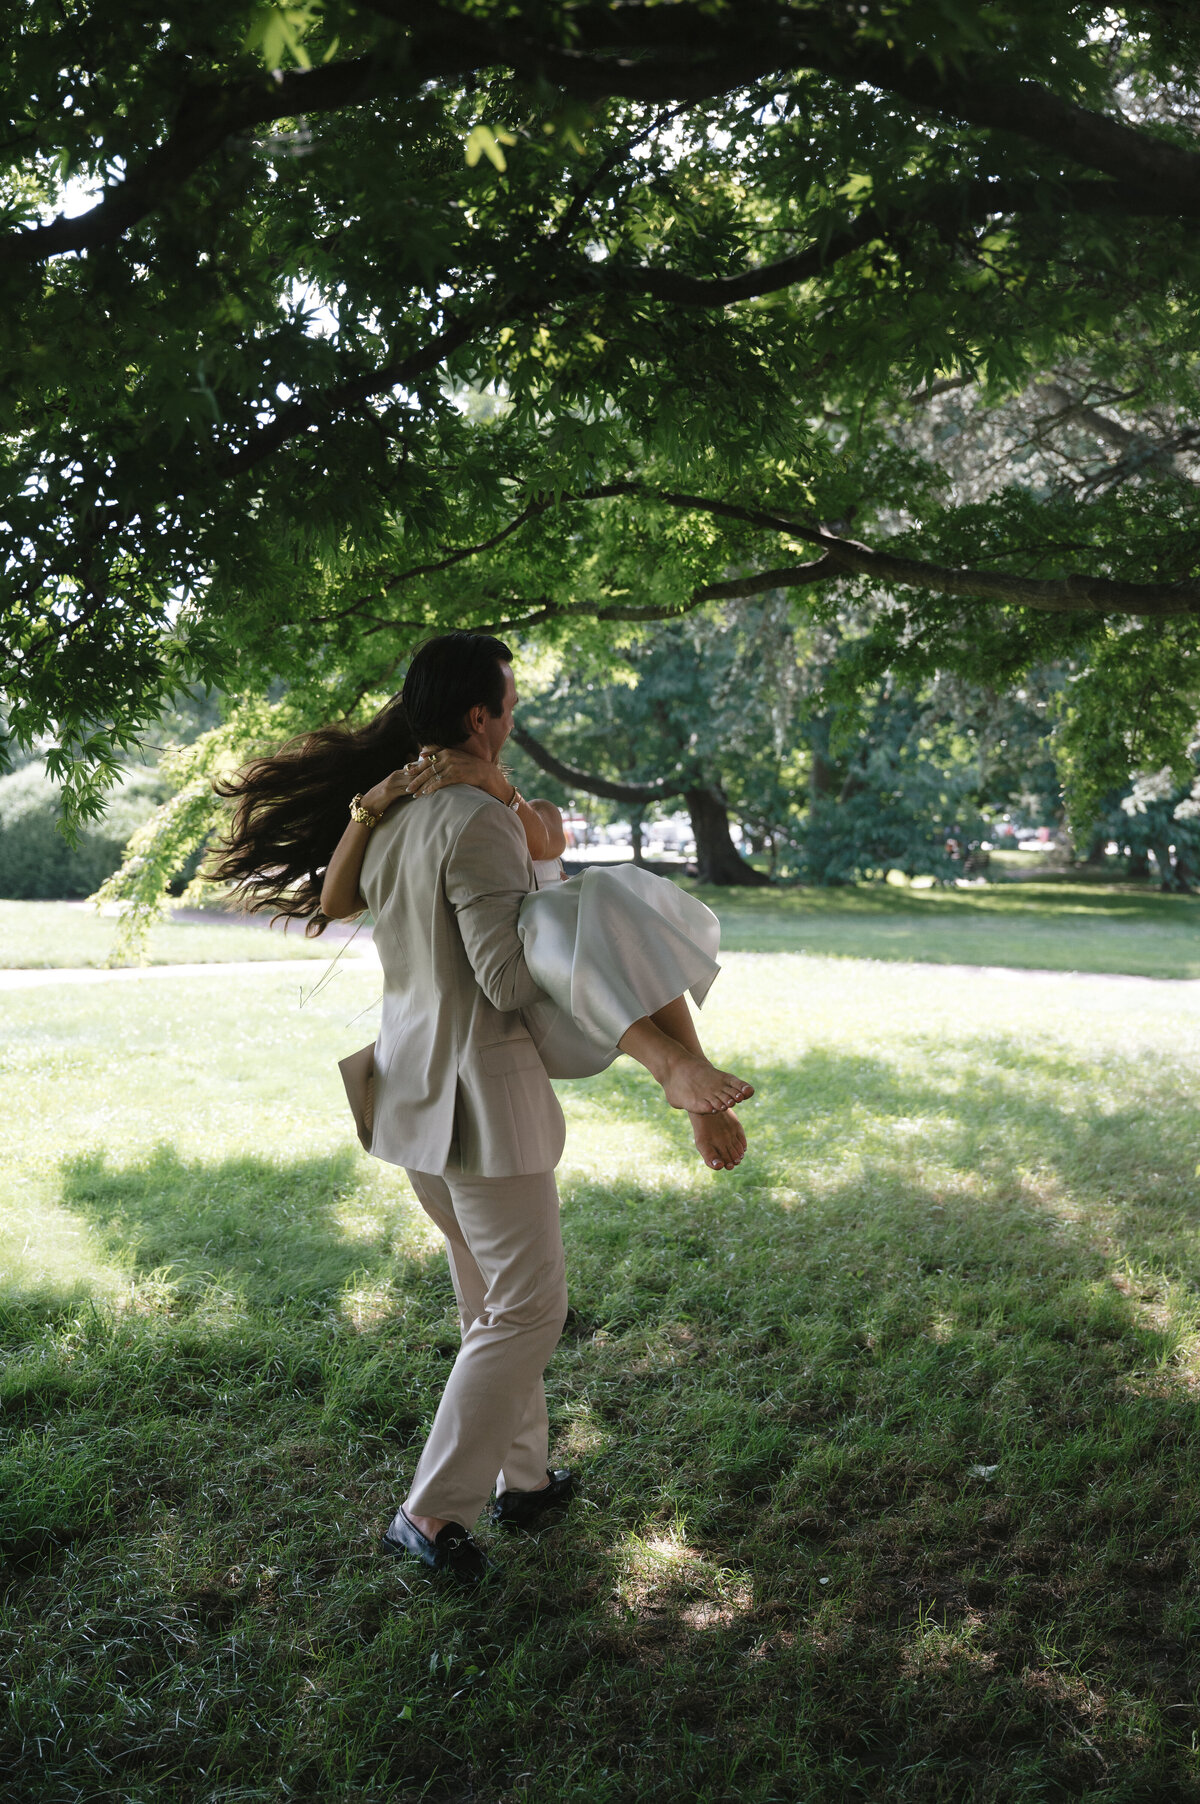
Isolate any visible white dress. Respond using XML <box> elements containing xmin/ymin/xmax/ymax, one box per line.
<box><xmin>517</xmin><ymin>862</ymin><xmax>722</xmax><ymax>1079</ymax></box>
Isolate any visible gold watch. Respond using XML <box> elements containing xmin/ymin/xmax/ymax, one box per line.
<box><xmin>506</xmin><ymin>784</ymin><xmax>524</xmax><ymax>812</ymax></box>
<box><xmin>349</xmin><ymin>793</ymin><xmax>381</xmax><ymax>828</ymax></box>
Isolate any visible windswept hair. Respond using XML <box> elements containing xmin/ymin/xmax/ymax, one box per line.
<box><xmin>209</xmin><ymin>631</ymin><xmax>512</xmax><ymax>933</ymax></box>
<box><xmin>209</xmin><ymin>698</ymin><xmax>419</xmax><ymax>933</ymax></box>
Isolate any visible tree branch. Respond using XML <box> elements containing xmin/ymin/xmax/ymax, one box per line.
<box><xmin>829</xmin><ymin>41</ymin><xmax>1200</xmax><ymax>203</ymax></box>
<box><xmin>569</xmin><ymin>485</ymin><xmax>1200</xmax><ymax>617</ymax></box>
<box><xmin>512</xmin><ymin>722</ymin><xmax>684</xmax><ymax>804</ymax></box>
<box><xmin>219</xmin><ymin>313</ymin><xmax>481</xmax><ymax>475</ymax></box>
<box><xmin>15</xmin><ymin>3</ymin><xmax>1200</xmax><ymax>269</ymax></box>
<box><xmin>154</xmin><ymin>174</ymin><xmax>1174</xmax><ymax>486</ymax></box>
<box><xmin>379</xmin><ymin>496</ymin><xmax>559</xmax><ymax>592</ymax></box>
<box><xmin>1034</xmin><ymin>381</ymin><xmax>1199</xmax><ymax>489</ymax></box>
<box><xmin>345</xmin><ymin>477</ymin><xmax>1200</xmax><ymax>629</ymax></box>
<box><xmin>811</xmin><ymin>529</ymin><xmax>1200</xmax><ymax>616</ymax></box>
<box><xmin>594</xmin><ymin>177</ymin><xmax>1191</xmax><ymax>308</ymax></box>
<box><xmin>473</xmin><ymin>554</ymin><xmax>838</xmax><ymax>637</ymax></box>
<box><xmin>9</xmin><ymin>55</ymin><xmax>386</xmax><ymax>263</ymax></box>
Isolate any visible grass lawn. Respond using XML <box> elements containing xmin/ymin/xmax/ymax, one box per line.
<box><xmin>3</xmin><ymin>948</ymin><xmax>1200</xmax><ymax>1801</ymax></box>
<box><xmin>699</xmin><ymin>879</ymin><xmax>1200</xmax><ymax>979</ymax></box>
<box><xmin>6</xmin><ymin>879</ymin><xmax>1200</xmax><ymax>982</ymax></box>
<box><xmin>0</xmin><ymin>900</ymin><xmax>352</xmax><ymax>968</ymax></box>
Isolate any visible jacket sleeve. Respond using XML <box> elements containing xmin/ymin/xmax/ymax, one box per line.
<box><xmin>444</xmin><ymin>800</ymin><xmax>546</xmax><ymax>1013</ymax></box>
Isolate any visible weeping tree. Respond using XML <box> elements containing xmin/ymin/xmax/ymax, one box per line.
<box><xmin>515</xmin><ymin>729</ymin><xmax>764</xmax><ymax>887</ymax></box>
<box><xmin>7</xmin><ymin>0</ymin><xmax>1200</xmax><ymax>882</ymax></box>
<box><xmin>508</xmin><ymin>604</ymin><xmax>809</xmax><ymax>885</ymax></box>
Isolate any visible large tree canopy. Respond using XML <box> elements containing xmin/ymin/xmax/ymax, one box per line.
<box><xmin>6</xmin><ymin>0</ymin><xmax>1200</xmax><ymax>821</ymax></box>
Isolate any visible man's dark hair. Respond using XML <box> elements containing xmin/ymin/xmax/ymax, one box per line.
<box><xmin>401</xmin><ymin>631</ymin><xmax>512</xmax><ymax>747</ymax></box>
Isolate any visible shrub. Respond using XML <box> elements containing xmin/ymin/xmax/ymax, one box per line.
<box><xmin>0</xmin><ymin>764</ymin><xmax>168</xmax><ymax>899</ymax></box>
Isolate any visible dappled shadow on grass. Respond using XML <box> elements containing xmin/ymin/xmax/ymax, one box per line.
<box><xmin>58</xmin><ymin>1143</ymin><xmax>408</xmax><ymax>1314</ymax></box>
<box><xmin>2</xmin><ymin>1054</ymin><xmax>1199</xmax><ymax>1798</ymax></box>
<box><xmin>0</xmin><ymin>1145</ymin><xmax>462</xmax><ymax>1576</ymax></box>
<box><xmin>529</xmin><ymin>1144</ymin><xmax>1200</xmax><ymax>1800</ymax></box>
<box><xmin>567</xmin><ymin>1033</ymin><xmax>1198</xmax><ymax>1268</ymax></box>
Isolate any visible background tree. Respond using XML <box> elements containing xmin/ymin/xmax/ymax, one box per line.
<box><xmin>512</xmin><ymin>603</ymin><xmax>803</xmax><ymax>884</ymax></box>
<box><xmin>511</xmin><ymin>605</ymin><xmax>1067</xmax><ymax>886</ymax></box>
<box><xmin>1088</xmin><ymin>767</ymin><xmax>1200</xmax><ymax>891</ymax></box>
<box><xmin>8</xmin><ymin>0</ymin><xmax>1200</xmax><ymax>846</ymax></box>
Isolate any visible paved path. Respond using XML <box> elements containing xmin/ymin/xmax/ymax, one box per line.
<box><xmin>0</xmin><ymin>945</ymin><xmax>381</xmax><ymax>991</ymax></box>
<box><xmin>2</xmin><ymin>944</ymin><xmax>1196</xmax><ymax>998</ymax></box>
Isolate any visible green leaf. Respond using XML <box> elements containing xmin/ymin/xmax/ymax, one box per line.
<box><xmin>464</xmin><ymin>124</ymin><xmax>514</xmax><ymax>172</ymax></box>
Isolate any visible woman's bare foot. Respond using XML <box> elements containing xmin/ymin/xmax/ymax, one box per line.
<box><xmin>660</xmin><ymin>1046</ymin><xmax>753</xmax><ymax>1114</ymax></box>
<box><xmin>692</xmin><ymin>1109</ymin><xmax>746</xmax><ymax>1170</ymax></box>
<box><xmin>618</xmin><ymin>1016</ymin><xmax>754</xmax><ymax>1114</ymax></box>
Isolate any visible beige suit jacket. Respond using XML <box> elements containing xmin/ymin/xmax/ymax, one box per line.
<box><xmin>357</xmin><ymin>787</ymin><xmax>565</xmax><ymax>1178</ymax></box>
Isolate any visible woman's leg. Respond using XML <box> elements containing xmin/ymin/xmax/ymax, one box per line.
<box><xmin>617</xmin><ymin>994</ymin><xmax>754</xmax><ymax>1116</ymax></box>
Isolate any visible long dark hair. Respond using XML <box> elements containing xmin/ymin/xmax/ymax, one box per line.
<box><xmin>209</xmin><ymin>632</ymin><xmax>512</xmax><ymax>931</ymax></box>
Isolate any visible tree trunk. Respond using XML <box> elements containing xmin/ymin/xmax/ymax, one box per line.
<box><xmin>630</xmin><ymin>810</ymin><xmax>645</xmax><ymax>867</ymax></box>
<box><xmin>1126</xmin><ymin>845</ymin><xmax>1150</xmax><ymax>880</ymax></box>
<box><xmin>809</xmin><ymin>713</ymin><xmax>838</xmax><ymax>807</ymax></box>
<box><xmin>1151</xmin><ymin>833</ymin><xmax>1193</xmax><ymax>892</ymax></box>
<box><xmin>685</xmin><ymin>786</ymin><xmax>772</xmax><ymax>886</ymax></box>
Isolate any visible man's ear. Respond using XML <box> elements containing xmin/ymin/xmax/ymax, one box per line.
<box><xmin>465</xmin><ymin>701</ymin><xmax>488</xmax><ymax>738</ymax></box>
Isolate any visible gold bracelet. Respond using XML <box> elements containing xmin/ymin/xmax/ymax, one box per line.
<box><xmin>506</xmin><ymin>784</ymin><xmax>524</xmax><ymax>813</ymax></box>
<box><xmin>349</xmin><ymin>793</ymin><xmax>381</xmax><ymax>828</ymax></box>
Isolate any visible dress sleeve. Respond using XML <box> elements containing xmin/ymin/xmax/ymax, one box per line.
<box><xmin>444</xmin><ymin>800</ymin><xmax>545</xmax><ymax>1012</ymax></box>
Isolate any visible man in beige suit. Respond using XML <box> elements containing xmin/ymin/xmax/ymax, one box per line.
<box><xmin>326</xmin><ymin>632</ymin><xmax>573</xmax><ymax>1583</ymax></box>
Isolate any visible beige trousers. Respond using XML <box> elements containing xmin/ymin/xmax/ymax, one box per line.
<box><xmin>403</xmin><ymin>1161</ymin><xmax>568</xmax><ymax>1527</ymax></box>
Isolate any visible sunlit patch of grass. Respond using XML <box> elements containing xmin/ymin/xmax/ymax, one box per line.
<box><xmin>0</xmin><ymin>898</ymin><xmax>348</xmax><ymax>967</ymax></box>
<box><xmin>613</xmin><ymin>1528</ymin><xmax>756</xmax><ymax>1631</ymax></box>
<box><xmin>0</xmin><ymin>1182</ymin><xmax>135</xmax><ymax>1307</ymax></box>
<box><xmin>4</xmin><ymin>937</ymin><xmax>1200</xmax><ymax>1798</ymax></box>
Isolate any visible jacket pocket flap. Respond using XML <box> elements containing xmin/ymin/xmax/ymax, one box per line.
<box><xmin>478</xmin><ymin>1039</ymin><xmax>543</xmax><ymax>1076</ymax></box>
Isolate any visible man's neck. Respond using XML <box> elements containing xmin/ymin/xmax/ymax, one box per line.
<box><xmin>455</xmin><ymin>732</ymin><xmax>495</xmax><ymax>764</ymax></box>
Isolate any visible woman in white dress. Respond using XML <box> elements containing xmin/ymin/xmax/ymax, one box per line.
<box><xmin>320</xmin><ymin>741</ymin><xmax>752</xmax><ymax>1171</ymax></box>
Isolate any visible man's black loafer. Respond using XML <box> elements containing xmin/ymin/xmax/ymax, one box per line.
<box><xmin>381</xmin><ymin>1506</ymin><xmax>495</xmax><ymax>1583</ymax></box>
<box><xmin>491</xmin><ymin>1468</ymin><xmax>576</xmax><ymax>1532</ymax></box>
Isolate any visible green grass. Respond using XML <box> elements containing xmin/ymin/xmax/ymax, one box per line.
<box><xmin>4</xmin><ymin>947</ymin><xmax>1200</xmax><ymax>1801</ymax></box>
<box><xmin>0</xmin><ymin>900</ymin><xmax>352</xmax><ymax>968</ymax></box>
<box><xmin>5</xmin><ymin>880</ymin><xmax>1198</xmax><ymax>980</ymax></box>
<box><xmin>697</xmin><ymin>878</ymin><xmax>1200</xmax><ymax>978</ymax></box>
